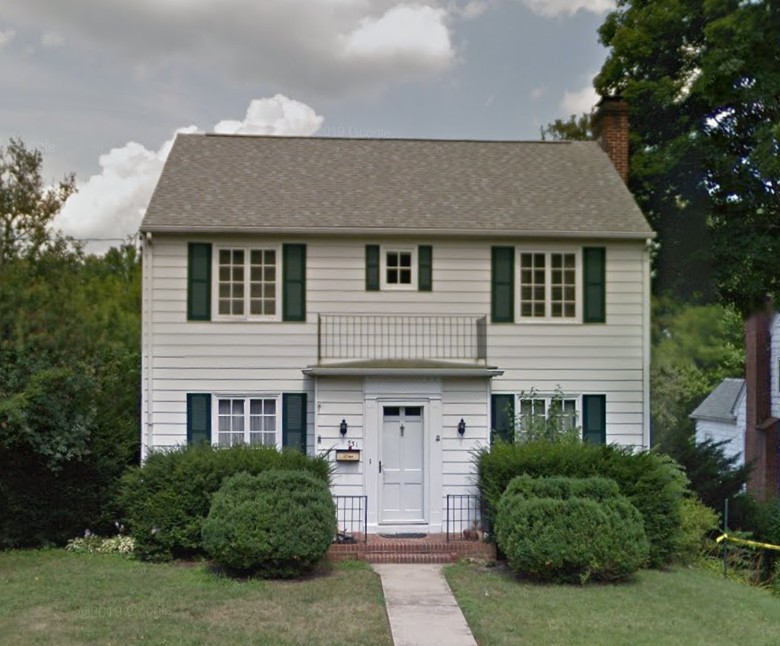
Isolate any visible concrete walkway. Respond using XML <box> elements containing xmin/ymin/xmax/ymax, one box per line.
<box><xmin>373</xmin><ymin>564</ymin><xmax>477</xmax><ymax>646</ymax></box>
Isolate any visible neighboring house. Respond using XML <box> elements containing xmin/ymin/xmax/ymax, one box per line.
<box><xmin>744</xmin><ymin>311</ymin><xmax>780</xmax><ymax>500</ymax></box>
<box><xmin>139</xmin><ymin>98</ymin><xmax>654</xmax><ymax>534</ymax></box>
<box><xmin>691</xmin><ymin>378</ymin><xmax>746</xmax><ymax>465</ymax></box>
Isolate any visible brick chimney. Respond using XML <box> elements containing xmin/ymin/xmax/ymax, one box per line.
<box><xmin>592</xmin><ymin>97</ymin><xmax>630</xmax><ymax>184</ymax></box>
<box><xmin>744</xmin><ymin>311</ymin><xmax>780</xmax><ymax>500</ymax></box>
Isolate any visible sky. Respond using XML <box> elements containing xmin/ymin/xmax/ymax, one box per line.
<box><xmin>0</xmin><ymin>0</ymin><xmax>614</xmax><ymax>252</ymax></box>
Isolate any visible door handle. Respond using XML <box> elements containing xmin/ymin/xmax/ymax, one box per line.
<box><xmin>379</xmin><ymin>461</ymin><xmax>382</xmax><ymax>473</ymax></box>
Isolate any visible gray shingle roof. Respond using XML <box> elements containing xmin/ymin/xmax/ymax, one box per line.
<box><xmin>141</xmin><ymin>134</ymin><xmax>653</xmax><ymax>238</ymax></box>
<box><xmin>690</xmin><ymin>378</ymin><xmax>746</xmax><ymax>422</ymax></box>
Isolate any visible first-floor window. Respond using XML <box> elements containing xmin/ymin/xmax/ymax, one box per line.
<box><xmin>217</xmin><ymin>397</ymin><xmax>278</xmax><ymax>447</ymax></box>
<box><xmin>519</xmin><ymin>395</ymin><xmax>577</xmax><ymax>434</ymax></box>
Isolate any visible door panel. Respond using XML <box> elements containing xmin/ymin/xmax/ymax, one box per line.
<box><xmin>381</xmin><ymin>406</ymin><xmax>424</xmax><ymax>522</ymax></box>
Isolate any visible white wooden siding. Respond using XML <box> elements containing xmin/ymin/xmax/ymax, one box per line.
<box><xmin>695</xmin><ymin>419</ymin><xmax>744</xmax><ymax>464</ymax></box>
<box><xmin>142</xmin><ymin>235</ymin><xmax>649</xmax><ymax>454</ymax></box>
<box><xmin>441</xmin><ymin>379</ymin><xmax>489</xmax><ymax>506</ymax></box>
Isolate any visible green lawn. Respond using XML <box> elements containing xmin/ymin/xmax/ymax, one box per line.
<box><xmin>0</xmin><ymin>551</ymin><xmax>392</xmax><ymax>646</ymax></box>
<box><xmin>445</xmin><ymin>562</ymin><xmax>780</xmax><ymax>646</ymax></box>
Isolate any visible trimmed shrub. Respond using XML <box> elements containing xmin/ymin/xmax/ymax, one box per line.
<box><xmin>495</xmin><ymin>487</ymin><xmax>649</xmax><ymax>583</ymax></box>
<box><xmin>201</xmin><ymin>470</ymin><xmax>336</xmax><ymax>578</ymax></box>
<box><xmin>675</xmin><ymin>497</ymin><xmax>719</xmax><ymax>564</ymax></box>
<box><xmin>118</xmin><ymin>444</ymin><xmax>330</xmax><ymax>562</ymax></box>
<box><xmin>477</xmin><ymin>440</ymin><xmax>687</xmax><ymax>567</ymax></box>
<box><xmin>504</xmin><ymin>474</ymin><xmax>621</xmax><ymax>502</ymax></box>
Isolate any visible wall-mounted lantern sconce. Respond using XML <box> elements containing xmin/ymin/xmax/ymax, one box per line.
<box><xmin>457</xmin><ymin>418</ymin><xmax>466</xmax><ymax>436</ymax></box>
<box><xmin>340</xmin><ymin>419</ymin><xmax>348</xmax><ymax>436</ymax></box>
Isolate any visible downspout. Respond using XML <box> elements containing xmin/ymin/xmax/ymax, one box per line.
<box><xmin>642</xmin><ymin>238</ymin><xmax>652</xmax><ymax>449</ymax></box>
<box><xmin>142</xmin><ymin>232</ymin><xmax>154</xmax><ymax>460</ymax></box>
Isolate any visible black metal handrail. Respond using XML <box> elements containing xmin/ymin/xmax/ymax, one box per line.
<box><xmin>445</xmin><ymin>494</ymin><xmax>486</xmax><ymax>542</ymax></box>
<box><xmin>333</xmin><ymin>495</ymin><xmax>368</xmax><ymax>544</ymax></box>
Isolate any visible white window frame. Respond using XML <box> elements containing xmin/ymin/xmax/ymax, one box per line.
<box><xmin>380</xmin><ymin>245</ymin><xmax>417</xmax><ymax>291</ymax></box>
<box><xmin>212</xmin><ymin>394</ymin><xmax>282</xmax><ymax>448</ymax></box>
<box><xmin>213</xmin><ymin>244</ymin><xmax>282</xmax><ymax>321</ymax></box>
<box><xmin>517</xmin><ymin>247</ymin><xmax>581</xmax><ymax>323</ymax></box>
<box><xmin>517</xmin><ymin>393</ymin><xmax>580</xmax><ymax>434</ymax></box>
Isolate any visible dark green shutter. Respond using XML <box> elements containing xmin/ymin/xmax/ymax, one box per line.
<box><xmin>582</xmin><ymin>394</ymin><xmax>606</xmax><ymax>445</ymax></box>
<box><xmin>283</xmin><ymin>244</ymin><xmax>306</xmax><ymax>322</ymax></box>
<box><xmin>491</xmin><ymin>394</ymin><xmax>515</xmax><ymax>442</ymax></box>
<box><xmin>418</xmin><ymin>245</ymin><xmax>432</xmax><ymax>291</ymax></box>
<box><xmin>366</xmin><ymin>245</ymin><xmax>380</xmax><ymax>291</ymax></box>
<box><xmin>282</xmin><ymin>393</ymin><xmax>307</xmax><ymax>453</ymax></box>
<box><xmin>187</xmin><ymin>243</ymin><xmax>211</xmax><ymax>321</ymax></box>
<box><xmin>491</xmin><ymin>247</ymin><xmax>515</xmax><ymax>323</ymax></box>
<box><xmin>583</xmin><ymin>247</ymin><xmax>606</xmax><ymax>323</ymax></box>
<box><xmin>186</xmin><ymin>394</ymin><xmax>211</xmax><ymax>445</ymax></box>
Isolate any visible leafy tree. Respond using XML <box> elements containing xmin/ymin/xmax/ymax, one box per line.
<box><xmin>0</xmin><ymin>138</ymin><xmax>141</xmax><ymax>546</ymax></box>
<box><xmin>0</xmin><ymin>138</ymin><xmax>76</xmax><ymax>268</ymax></box>
<box><xmin>649</xmin><ymin>297</ymin><xmax>749</xmax><ymax>511</ymax></box>
<box><xmin>595</xmin><ymin>0</ymin><xmax>780</xmax><ymax>312</ymax></box>
<box><xmin>540</xmin><ymin>113</ymin><xmax>593</xmax><ymax>141</ymax></box>
<box><xmin>697</xmin><ymin>2</ymin><xmax>780</xmax><ymax>312</ymax></box>
<box><xmin>651</xmin><ymin>296</ymin><xmax>744</xmax><ymax>450</ymax></box>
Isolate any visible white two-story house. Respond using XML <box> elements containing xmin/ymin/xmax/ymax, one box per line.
<box><xmin>140</xmin><ymin>98</ymin><xmax>654</xmax><ymax>534</ymax></box>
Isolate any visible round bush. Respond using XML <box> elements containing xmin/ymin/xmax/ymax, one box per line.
<box><xmin>201</xmin><ymin>470</ymin><xmax>336</xmax><ymax>578</ymax></box>
<box><xmin>495</xmin><ymin>492</ymin><xmax>649</xmax><ymax>583</ymax></box>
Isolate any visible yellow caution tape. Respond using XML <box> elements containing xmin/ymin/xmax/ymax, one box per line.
<box><xmin>716</xmin><ymin>533</ymin><xmax>780</xmax><ymax>552</ymax></box>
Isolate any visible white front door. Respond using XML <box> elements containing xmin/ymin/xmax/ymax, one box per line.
<box><xmin>381</xmin><ymin>405</ymin><xmax>424</xmax><ymax>523</ymax></box>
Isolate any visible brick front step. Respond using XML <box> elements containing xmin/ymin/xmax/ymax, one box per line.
<box><xmin>328</xmin><ymin>533</ymin><xmax>496</xmax><ymax>564</ymax></box>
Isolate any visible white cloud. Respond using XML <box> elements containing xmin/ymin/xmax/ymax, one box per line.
<box><xmin>560</xmin><ymin>80</ymin><xmax>598</xmax><ymax>115</ymax></box>
<box><xmin>530</xmin><ymin>86</ymin><xmax>546</xmax><ymax>100</ymax></box>
<box><xmin>516</xmin><ymin>0</ymin><xmax>613</xmax><ymax>17</ymax></box>
<box><xmin>6</xmin><ymin>1</ymin><xmax>458</xmax><ymax>98</ymax></box>
<box><xmin>455</xmin><ymin>0</ymin><xmax>490</xmax><ymax>19</ymax></box>
<box><xmin>41</xmin><ymin>30</ymin><xmax>64</xmax><ymax>47</ymax></box>
<box><xmin>0</xmin><ymin>29</ymin><xmax>16</xmax><ymax>47</ymax></box>
<box><xmin>55</xmin><ymin>95</ymin><xmax>324</xmax><ymax>252</ymax></box>
<box><xmin>214</xmin><ymin>95</ymin><xmax>324</xmax><ymax>136</ymax></box>
<box><xmin>342</xmin><ymin>5</ymin><xmax>453</xmax><ymax>65</ymax></box>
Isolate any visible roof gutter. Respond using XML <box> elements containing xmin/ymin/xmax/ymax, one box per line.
<box><xmin>140</xmin><ymin>225</ymin><xmax>656</xmax><ymax>241</ymax></box>
<box><xmin>303</xmin><ymin>367</ymin><xmax>504</xmax><ymax>378</ymax></box>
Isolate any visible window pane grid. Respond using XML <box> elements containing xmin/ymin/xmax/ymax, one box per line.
<box><xmin>217</xmin><ymin>398</ymin><xmax>245</xmax><ymax>446</ymax></box>
<box><xmin>218</xmin><ymin>249</ymin><xmax>245</xmax><ymax>316</ymax></box>
<box><xmin>551</xmin><ymin>253</ymin><xmax>576</xmax><ymax>318</ymax></box>
<box><xmin>520</xmin><ymin>253</ymin><xmax>546</xmax><ymax>318</ymax></box>
<box><xmin>249</xmin><ymin>398</ymin><xmax>277</xmax><ymax>446</ymax></box>
<box><xmin>249</xmin><ymin>249</ymin><xmax>276</xmax><ymax>316</ymax></box>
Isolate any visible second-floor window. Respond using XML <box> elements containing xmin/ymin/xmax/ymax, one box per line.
<box><xmin>217</xmin><ymin>247</ymin><xmax>279</xmax><ymax>319</ymax></box>
<box><xmin>385</xmin><ymin>250</ymin><xmax>413</xmax><ymax>286</ymax></box>
<box><xmin>366</xmin><ymin>244</ymin><xmax>432</xmax><ymax>292</ymax></box>
<box><xmin>491</xmin><ymin>246</ymin><xmax>605</xmax><ymax>324</ymax></box>
<box><xmin>519</xmin><ymin>251</ymin><xmax>577</xmax><ymax>320</ymax></box>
